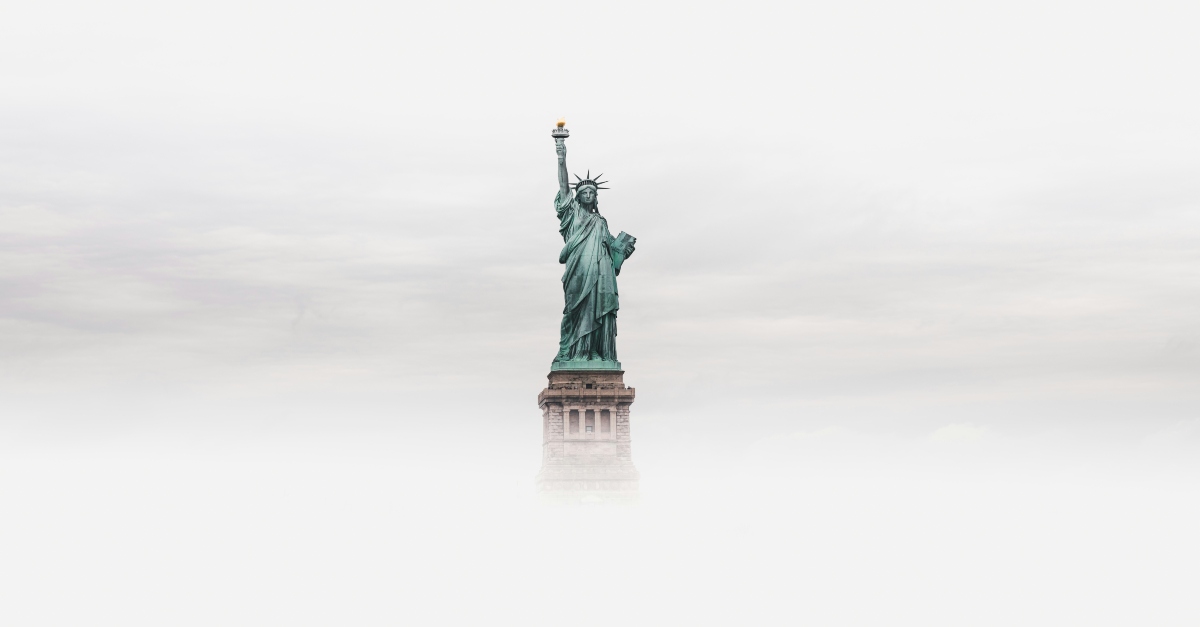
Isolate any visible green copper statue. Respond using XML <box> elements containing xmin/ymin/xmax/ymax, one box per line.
<box><xmin>551</xmin><ymin>120</ymin><xmax>636</xmax><ymax>371</ymax></box>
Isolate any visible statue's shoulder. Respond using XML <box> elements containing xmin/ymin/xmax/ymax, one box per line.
<box><xmin>555</xmin><ymin>189</ymin><xmax>576</xmax><ymax>208</ymax></box>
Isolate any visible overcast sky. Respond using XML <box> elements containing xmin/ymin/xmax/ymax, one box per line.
<box><xmin>3</xmin><ymin>2</ymin><xmax>1199</xmax><ymax>624</ymax></box>
<box><xmin>3</xmin><ymin>0</ymin><xmax>1197</xmax><ymax>446</ymax></box>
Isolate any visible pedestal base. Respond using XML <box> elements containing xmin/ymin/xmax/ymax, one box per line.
<box><xmin>535</xmin><ymin>465</ymin><xmax>640</xmax><ymax>505</ymax></box>
<box><xmin>536</xmin><ymin>369</ymin><xmax>638</xmax><ymax>504</ymax></box>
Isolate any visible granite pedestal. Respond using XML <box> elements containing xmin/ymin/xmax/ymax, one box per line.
<box><xmin>535</xmin><ymin>369</ymin><xmax>639</xmax><ymax>504</ymax></box>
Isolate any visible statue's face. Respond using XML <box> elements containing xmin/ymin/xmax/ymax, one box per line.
<box><xmin>578</xmin><ymin>187</ymin><xmax>596</xmax><ymax>205</ymax></box>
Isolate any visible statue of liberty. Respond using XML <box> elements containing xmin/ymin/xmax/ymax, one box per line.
<box><xmin>551</xmin><ymin>120</ymin><xmax>636</xmax><ymax>370</ymax></box>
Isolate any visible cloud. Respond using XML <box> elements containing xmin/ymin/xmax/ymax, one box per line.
<box><xmin>0</xmin><ymin>1</ymin><xmax>1196</xmax><ymax>450</ymax></box>
<box><xmin>930</xmin><ymin>423</ymin><xmax>991</xmax><ymax>444</ymax></box>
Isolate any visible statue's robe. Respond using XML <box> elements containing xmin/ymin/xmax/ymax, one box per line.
<box><xmin>555</xmin><ymin>189</ymin><xmax>622</xmax><ymax>362</ymax></box>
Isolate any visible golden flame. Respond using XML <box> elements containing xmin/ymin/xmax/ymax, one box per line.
<box><xmin>556</xmin><ymin>117</ymin><xmax>566</xmax><ymax>128</ymax></box>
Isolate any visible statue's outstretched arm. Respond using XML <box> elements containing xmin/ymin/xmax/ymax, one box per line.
<box><xmin>555</xmin><ymin>138</ymin><xmax>570</xmax><ymax>198</ymax></box>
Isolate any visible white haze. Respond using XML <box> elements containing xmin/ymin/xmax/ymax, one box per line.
<box><xmin>1</xmin><ymin>0</ymin><xmax>1198</xmax><ymax>624</ymax></box>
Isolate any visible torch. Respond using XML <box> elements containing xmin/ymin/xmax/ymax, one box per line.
<box><xmin>551</xmin><ymin>117</ymin><xmax>569</xmax><ymax>140</ymax></box>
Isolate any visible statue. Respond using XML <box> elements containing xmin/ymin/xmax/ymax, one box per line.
<box><xmin>551</xmin><ymin>119</ymin><xmax>636</xmax><ymax>370</ymax></box>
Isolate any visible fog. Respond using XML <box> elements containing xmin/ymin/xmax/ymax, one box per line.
<box><xmin>2</xmin><ymin>0</ymin><xmax>1198</xmax><ymax>624</ymax></box>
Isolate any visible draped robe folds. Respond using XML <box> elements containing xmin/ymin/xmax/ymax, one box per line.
<box><xmin>555</xmin><ymin>189</ymin><xmax>622</xmax><ymax>362</ymax></box>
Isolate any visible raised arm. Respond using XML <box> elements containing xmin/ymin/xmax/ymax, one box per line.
<box><xmin>555</xmin><ymin>138</ymin><xmax>570</xmax><ymax>198</ymax></box>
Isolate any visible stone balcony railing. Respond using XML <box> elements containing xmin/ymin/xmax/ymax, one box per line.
<box><xmin>537</xmin><ymin>385</ymin><xmax>635</xmax><ymax>407</ymax></box>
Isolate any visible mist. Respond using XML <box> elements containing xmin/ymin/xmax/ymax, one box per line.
<box><xmin>2</xmin><ymin>0</ymin><xmax>1198</xmax><ymax>624</ymax></box>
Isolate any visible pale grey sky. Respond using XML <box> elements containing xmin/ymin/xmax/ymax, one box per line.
<box><xmin>1</xmin><ymin>1</ymin><xmax>1197</xmax><ymax>447</ymax></box>
<box><xmin>3</xmin><ymin>3</ymin><xmax>1199</xmax><ymax>625</ymax></box>
<box><xmin>3</xmin><ymin>1</ymin><xmax>1197</xmax><ymax>449</ymax></box>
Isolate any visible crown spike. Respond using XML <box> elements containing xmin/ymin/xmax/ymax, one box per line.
<box><xmin>573</xmin><ymin>173</ymin><xmax>582</xmax><ymax>182</ymax></box>
<box><xmin>586</xmin><ymin>170</ymin><xmax>591</xmax><ymax>180</ymax></box>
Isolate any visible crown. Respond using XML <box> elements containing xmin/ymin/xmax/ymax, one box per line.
<box><xmin>573</xmin><ymin>170</ymin><xmax>609</xmax><ymax>191</ymax></box>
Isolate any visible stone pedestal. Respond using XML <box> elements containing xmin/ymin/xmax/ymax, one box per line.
<box><xmin>535</xmin><ymin>369</ymin><xmax>639</xmax><ymax>504</ymax></box>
